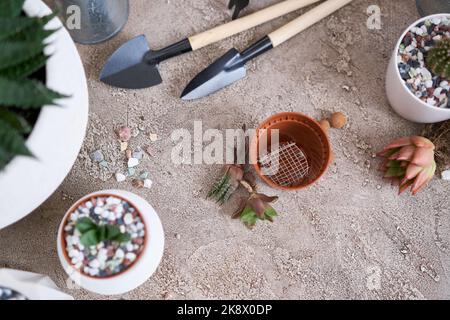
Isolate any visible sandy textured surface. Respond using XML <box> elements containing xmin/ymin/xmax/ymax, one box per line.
<box><xmin>1</xmin><ymin>0</ymin><xmax>450</xmax><ymax>300</ymax></box>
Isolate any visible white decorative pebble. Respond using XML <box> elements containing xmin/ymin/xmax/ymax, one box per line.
<box><xmin>115</xmin><ymin>249</ymin><xmax>125</xmax><ymax>259</ymax></box>
<box><xmin>94</xmin><ymin>206</ymin><xmax>103</xmax><ymax>215</ymax></box>
<box><xmin>144</xmin><ymin>178</ymin><xmax>153</xmax><ymax>189</ymax></box>
<box><xmin>89</xmin><ymin>259</ymin><xmax>100</xmax><ymax>269</ymax></box>
<box><xmin>124</xmin><ymin>213</ymin><xmax>133</xmax><ymax>225</ymax></box>
<box><xmin>115</xmin><ymin>172</ymin><xmax>126</xmax><ymax>182</ymax></box>
<box><xmin>441</xmin><ymin>170</ymin><xmax>450</xmax><ymax>180</ymax></box>
<box><xmin>128</xmin><ymin>158</ymin><xmax>139</xmax><ymax>168</ymax></box>
<box><xmin>125</xmin><ymin>252</ymin><xmax>137</xmax><ymax>262</ymax></box>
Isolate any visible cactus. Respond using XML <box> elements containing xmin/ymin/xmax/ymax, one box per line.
<box><xmin>427</xmin><ymin>38</ymin><xmax>450</xmax><ymax>80</ymax></box>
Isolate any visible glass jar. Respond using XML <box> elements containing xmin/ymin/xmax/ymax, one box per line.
<box><xmin>53</xmin><ymin>0</ymin><xmax>129</xmax><ymax>44</ymax></box>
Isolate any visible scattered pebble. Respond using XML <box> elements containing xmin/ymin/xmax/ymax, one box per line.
<box><xmin>143</xmin><ymin>178</ymin><xmax>153</xmax><ymax>189</ymax></box>
<box><xmin>63</xmin><ymin>195</ymin><xmax>146</xmax><ymax>278</ymax></box>
<box><xmin>175</xmin><ymin>233</ymin><xmax>181</xmax><ymax>240</ymax></box>
<box><xmin>133</xmin><ymin>149</ymin><xmax>144</xmax><ymax>160</ymax></box>
<box><xmin>99</xmin><ymin>160</ymin><xmax>109</xmax><ymax>168</ymax></box>
<box><xmin>117</xmin><ymin>126</ymin><xmax>132</xmax><ymax>142</ymax></box>
<box><xmin>132</xmin><ymin>179</ymin><xmax>144</xmax><ymax>189</ymax></box>
<box><xmin>120</xmin><ymin>141</ymin><xmax>128</xmax><ymax>152</ymax></box>
<box><xmin>139</xmin><ymin>171</ymin><xmax>149</xmax><ymax>179</ymax></box>
<box><xmin>441</xmin><ymin>169</ymin><xmax>450</xmax><ymax>180</ymax></box>
<box><xmin>128</xmin><ymin>167</ymin><xmax>136</xmax><ymax>176</ymax></box>
<box><xmin>115</xmin><ymin>172</ymin><xmax>126</xmax><ymax>182</ymax></box>
<box><xmin>90</xmin><ymin>150</ymin><xmax>104</xmax><ymax>162</ymax></box>
<box><xmin>319</xmin><ymin>119</ymin><xmax>330</xmax><ymax>132</ymax></box>
<box><xmin>149</xmin><ymin>133</ymin><xmax>158</xmax><ymax>142</ymax></box>
<box><xmin>398</xmin><ymin>17</ymin><xmax>450</xmax><ymax>108</ymax></box>
<box><xmin>330</xmin><ymin>112</ymin><xmax>347</xmax><ymax>129</ymax></box>
<box><xmin>128</xmin><ymin>158</ymin><xmax>139</xmax><ymax>168</ymax></box>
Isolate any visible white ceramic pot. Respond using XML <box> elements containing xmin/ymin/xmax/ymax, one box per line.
<box><xmin>0</xmin><ymin>0</ymin><xmax>89</xmax><ymax>229</ymax></box>
<box><xmin>57</xmin><ymin>190</ymin><xmax>165</xmax><ymax>295</ymax></box>
<box><xmin>386</xmin><ymin>14</ymin><xmax>450</xmax><ymax>124</ymax></box>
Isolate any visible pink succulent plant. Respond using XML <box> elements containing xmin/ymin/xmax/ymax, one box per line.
<box><xmin>377</xmin><ymin>136</ymin><xmax>436</xmax><ymax>195</ymax></box>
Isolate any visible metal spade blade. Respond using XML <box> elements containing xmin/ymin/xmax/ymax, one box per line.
<box><xmin>100</xmin><ymin>35</ymin><xmax>162</xmax><ymax>89</ymax></box>
<box><xmin>181</xmin><ymin>49</ymin><xmax>247</xmax><ymax>100</ymax></box>
<box><xmin>181</xmin><ymin>36</ymin><xmax>273</xmax><ymax>100</ymax></box>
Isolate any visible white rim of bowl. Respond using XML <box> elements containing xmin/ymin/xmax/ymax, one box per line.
<box><xmin>393</xmin><ymin>13</ymin><xmax>450</xmax><ymax>114</ymax></box>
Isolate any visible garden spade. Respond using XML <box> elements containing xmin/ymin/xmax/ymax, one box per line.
<box><xmin>100</xmin><ymin>0</ymin><xmax>321</xmax><ymax>89</ymax></box>
<box><xmin>181</xmin><ymin>0</ymin><xmax>353</xmax><ymax>100</ymax></box>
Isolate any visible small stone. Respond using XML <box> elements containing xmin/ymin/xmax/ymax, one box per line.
<box><xmin>175</xmin><ymin>233</ymin><xmax>181</xmax><ymax>240</ymax></box>
<box><xmin>117</xmin><ymin>126</ymin><xmax>132</xmax><ymax>142</ymax></box>
<box><xmin>90</xmin><ymin>150</ymin><xmax>104</xmax><ymax>162</ymax></box>
<box><xmin>115</xmin><ymin>172</ymin><xmax>126</xmax><ymax>182</ymax></box>
<box><xmin>143</xmin><ymin>178</ymin><xmax>153</xmax><ymax>189</ymax></box>
<box><xmin>139</xmin><ymin>171</ymin><xmax>149</xmax><ymax>179</ymax></box>
<box><xmin>124</xmin><ymin>213</ymin><xmax>133</xmax><ymax>225</ymax></box>
<box><xmin>128</xmin><ymin>167</ymin><xmax>136</xmax><ymax>176</ymax></box>
<box><xmin>441</xmin><ymin>170</ymin><xmax>450</xmax><ymax>180</ymax></box>
<box><xmin>115</xmin><ymin>248</ymin><xmax>125</xmax><ymax>259</ymax></box>
<box><xmin>132</xmin><ymin>179</ymin><xmax>144</xmax><ymax>189</ymax></box>
<box><xmin>125</xmin><ymin>252</ymin><xmax>137</xmax><ymax>262</ymax></box>
<box><xmin>132</xmin><ymin>149</ymin><xmax>144</xmax><ymax>160</ymax></box>
<box><xmin>319</xmin><ymin>119</ymin><xmax>330</xmax><ymax>132</ymax></box>
<box><xmin>149</xmin><ymin>133</ymin><xmax>158</xmax><ymax>142</ymax></box>
<box><xmin>120</xmin><ymin>141</ymin><xmax>128</xmax><ymax>152</ymax></box>
<box><xmin>99</xmin><ymin>160</ymin><xmax>109</xmax><ymax>168</ymax></box>
<box><xmin>330</xmin><ymin>112</ymin><xmax>347</xmax><ymax>129</ymax></box>
<box><xmin>124</xmin><ymin>151</ymin><xmax>131</xmax><ymax>162</ymax></box>
<box><xmin>128</xmin><ymin>158</ymin><xmax>139</xmax><ymax>168</ymax></box>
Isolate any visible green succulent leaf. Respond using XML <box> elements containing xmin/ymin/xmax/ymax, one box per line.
<box><xmin>75</xmin><ymin>218</ymin><xmax>131</xmax><ymax>246</ymax></box>
<box><xmin>80</xmin><ymin>229</ymin><xmax>99</xmax><ymax>247</ymax></box>
<box><xmin>0</xmin><ymin>108</ymin><xmax>31</xmax><ymax>133</ymax></box>
<box><xmin>385</xmin><ymin>166</ymin><xmax>406</xmax><ymax>178</ymax></box>
<box><xmin>113</xmin><ymin>232</ymin><xmax>131</xmax><ymax>243</ymax></box>
<box><xmin>0</xmin><ymin>53</ymin><xmax>47</xmax><ymax>80</ymax></box>
<box><xmin>0</xmin><ymin>118</ymin><xmax>32</xmax><ymax>157</ymax></box>
<box><xmin>105</xmin><ymin>224</ymin><xmax>121</xmax><ymax>240</ymax></box>
<box><xmin>0</xmin><ymin>77</ymin><xmax>66</xmax><ymax>109</ymax></box>
<box><xmin>75</xmin><ymin>217</ymin><xmax>96</xmax><ymax>233</ymax></box>
<box><xmin>264</xmin><ymin>206</ymin><xmax>277</xmax><ymax>218</ymax></box>
<box><xmin>0</xmin><ymin>0</ymin><xmax>26</xmax><ymax>18</ymax></box>
<box><xmin>240</xmin><ymin>207</ymin><xmax>257</xmax><ymax>226</ymax></box>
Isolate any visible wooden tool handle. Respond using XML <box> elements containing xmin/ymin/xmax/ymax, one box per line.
<box><xmin>268</xmin><ymin>0</ymin><xmax>353</xmax><ymax>47</ymax></box>
<box><xmin>188</xmin><ymin>0</ymin><xmax>321</xmax><ymax>51</ymax></box>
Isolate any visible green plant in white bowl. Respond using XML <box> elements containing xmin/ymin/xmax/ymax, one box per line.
<box><xmin>0</xmin><ymin>0</ymin><xmax>65</xmax><ymax>170</ymax></box>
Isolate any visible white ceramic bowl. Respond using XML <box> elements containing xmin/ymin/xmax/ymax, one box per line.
<box><xmin>386</xmin><ymin>14</ymin><xmax>450</xmax><ymax>123</ymax></box>
<box><xmin>0</xmin><ymin>0</ymin><xmax>89</xmax><ymax>229</ymax></box>
<box><xmin>57</xmin><ymin>190</ymin><xmax>165</xmax><ymax>295</ymax></box>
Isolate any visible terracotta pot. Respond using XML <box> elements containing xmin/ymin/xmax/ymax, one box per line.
<box><xmin>57</xmin><ymin>190</ymin><xmax>164</xmax><ymax>295</ymax></box>
<box><xmin>250</xmin><ymin>112</ymin><xmax>331</xmax><ymax>190</ymax></box>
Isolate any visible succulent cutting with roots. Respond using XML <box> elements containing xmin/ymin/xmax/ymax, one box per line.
<box><xmin>208</xmin><ymin>125</ymin><xmax>278</xmax><ymax>228</ymax></box>
<box><xmin>427</xmin><ymin>38</ymin><xmax>450</xmax><ymax>80</ymax></box>
<box><xmin>377</xmin><ymin>136</ymin><xmax>437</xmax><ymax>195</ymax></box>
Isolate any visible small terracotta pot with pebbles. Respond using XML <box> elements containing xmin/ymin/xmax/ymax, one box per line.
<box><xmin>57</xmin><ymin>190</ymin><xmax>164</xmax><ymax>295</ymax></box>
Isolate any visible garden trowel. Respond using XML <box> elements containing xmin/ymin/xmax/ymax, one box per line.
<box><xmin>181</xmin><ymin>0</ymin><xmax>353</xmax><ymax>100</ymax></box>
<box><xmin>100</xmin><ymin>0</ymin><xmax>321</xmax><ymax>89</ymax></box>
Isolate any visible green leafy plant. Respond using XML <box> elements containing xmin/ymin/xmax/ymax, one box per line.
<box><xmin>427</xmin><ymin>38</ymin><xmax>450</xmax><ymax>80</ymax></box>
<box><xmin>75</xmin><ymin>217</ymin><xmax>131</xmax><ymax>247</ymax></box>
<box><xmin>0</xmin><ymin>0</ymin><xmax>66</xmax><ymax>170</ymax></box>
